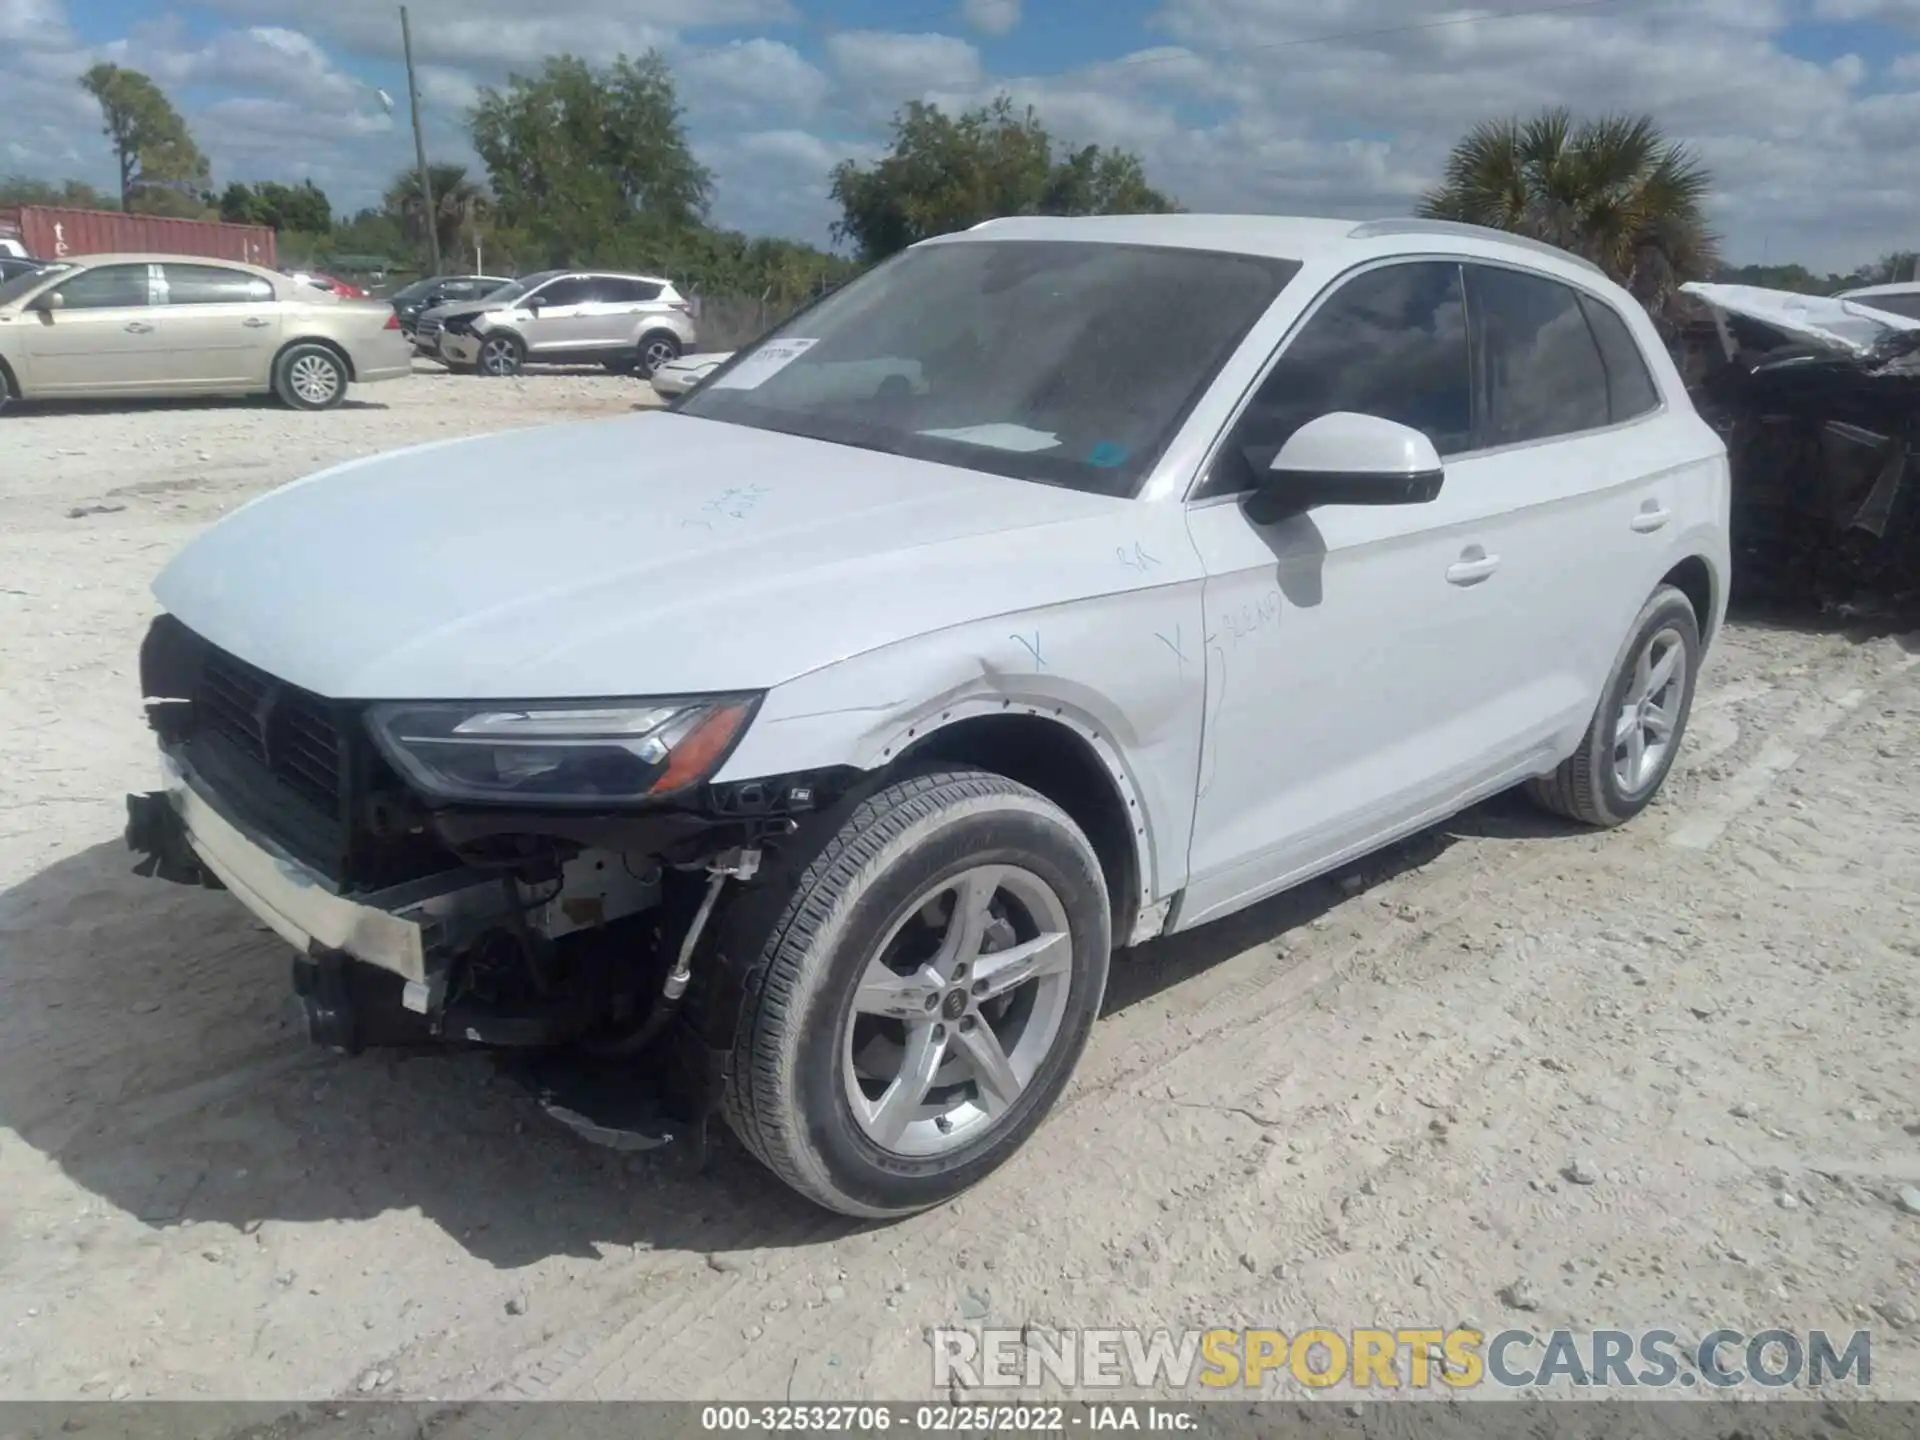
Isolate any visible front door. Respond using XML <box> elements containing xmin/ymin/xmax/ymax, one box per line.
<box><xmin>517</xmin><ymin>276</ymin><xmax>598</xmax><ymax>356</ymax></box>
<box><xmin>153</xmin><ymin>262</ymin><xmax>283</xmax><ymax>387</ymax></box>
<box><xmin>1178</xmin><ymin>259</ymin><xmax>1531</xmax><ymax>929</ymax></box>
<box><xmin>18</xmin><ymin>263</ymin><xmax>167</xmax><ymax>394</ymax></box>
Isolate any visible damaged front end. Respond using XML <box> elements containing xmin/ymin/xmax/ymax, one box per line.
<box><xmin>124</xmin><ymin>615</ymin><xmax>851</xmax><ymax>1153</ymax></box>
<box><xmin>1678</xmin><ymin>283</ymin><xmax>1920</xmax><ymax>615</ymax></box>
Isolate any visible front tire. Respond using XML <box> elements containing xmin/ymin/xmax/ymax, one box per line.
<box><xmin>1527</xmin><ymin>583</ymin><xmax>1701</xmax><ymax>827</ymax></box>
<box><xmin>273</xmin><ymin>344</ymin><xmax>348</xmax><ymax>411</ymax></box>
<box><xmin>476</xmin><ymin>333</ymin><xmax>525</xmax><ymax>377</ymax></box>
<box><xmin>724</xmin><ymin>769</ymin><xmax>1112</xmax><ymax>1218</ymax></box>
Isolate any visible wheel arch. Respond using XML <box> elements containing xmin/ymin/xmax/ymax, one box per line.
<box><xmin>0</xmin><ymin>351</ymin><xmax>18</xmax><ymax>401</ymax></box>
<box><xmin>891</xmin><ymin>711</ymin><xmax>1148</xmax><ymax>952</ymax></box>
<box><xmin>275</xmin><ymin>335</ymin><xmax>355</xmax><ymax>383</ymax></box>
<box><xmin>1660</xmin><ymin>554</ymin><xmax>1717</xmax><ymax>648</ymax></box>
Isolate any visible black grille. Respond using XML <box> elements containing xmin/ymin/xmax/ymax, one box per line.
<box><xmin>199</xmin><ymin>647</ymin><xmax>347</xmax><ymax>817</ymax></box>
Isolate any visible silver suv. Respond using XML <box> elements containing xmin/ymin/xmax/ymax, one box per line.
<box><xmin>424</xmin><ymin>269</ymin><xmax>698</xmax><ymax>377</ymax></box>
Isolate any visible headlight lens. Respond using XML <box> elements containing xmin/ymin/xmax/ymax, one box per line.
<box><xmin>364</xmin><ymin>695</ymin><xmax>759</xmax><ymax>805</ymax></box>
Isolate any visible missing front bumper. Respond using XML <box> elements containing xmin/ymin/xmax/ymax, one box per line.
<box><xmin>127</xmin><ymin>753</ymin><xmax>518</xmax><ymax>987</ymax></box>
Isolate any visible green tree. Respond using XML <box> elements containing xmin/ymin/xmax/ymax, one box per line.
<box><xmin>219</xmin><ymin>179</ymin><xmax>331</xmax><ymax>233</ymax></box>
<box><xmin>469</xmin><ymin>52</ymin><xmax>711</xmax><ymax>266</ymax></box>
<box><xmin>383</xmin><ymin>163</ymin><xmax>490</xmax><ymax>272</ymax></box>
<box><xmin>828</xmin><ymin>95</ymin><xmax>1178</xmax><ymax>263</ymax></box>
<box><xmin>79</xmin><ymin>63</ymin><xmax>209</xmax><ymax>213</ymax></box>
<box><xmin>0</xmin><ymin>174</ymin><xmax>120</xmax><ymax>210</ymax></box>
<box><xmin>1418</xmin><ymin>109</ymin><xmax>1717</xmax><ymax>314</ymax></box>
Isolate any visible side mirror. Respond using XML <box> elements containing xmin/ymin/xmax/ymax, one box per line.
<box><xmin>1245</xmin><ymin>411</ymin><xmax>1444</xmax><ymax>525</ymax></box>
<box><xmin>522</xmin><ymin>292</ymin><xmax>545</xmax><ymax>310</ymax></box>
<box><xmin>30</xmin><ymin>290</ymin><xmax>63</xmax><ymax>314</ymax></box>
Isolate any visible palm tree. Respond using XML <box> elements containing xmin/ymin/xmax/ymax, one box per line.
<box><xmin>384</xmin><ymin>163</ymin><xmax>492</xmax><ymax>273</ymax></box>
<box><xmin>1418</xmin><ymin>110</ymin><xmax>1718</xmax><ymax>318</ymax></box>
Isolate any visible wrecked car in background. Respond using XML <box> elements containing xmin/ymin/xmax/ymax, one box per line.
<box><xmin>1679</xmin><ymin>282</ymin><xmax>1920</xmax><ymax>613</ymax></box>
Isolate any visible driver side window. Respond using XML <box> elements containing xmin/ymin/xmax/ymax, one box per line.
<box><xmin>1201</xmin><ymin>261</ymin><xmax>1471</xmax><ymax>497</ymax></box>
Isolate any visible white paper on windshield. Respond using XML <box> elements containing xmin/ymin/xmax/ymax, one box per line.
<box><xmin>709</xmin><ymin>338</ymin><xmax>819</xmax><ymax>390</ymax></box>
<box><xmin>917</xmin><ymin>423</ymin><xmax>1061</xmax><ymax>453</ymax></box>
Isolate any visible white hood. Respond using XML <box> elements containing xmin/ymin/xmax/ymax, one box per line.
<box><xmin>152</xmin><ymin>413</ymin><xmax>1137</xmax><ymax>699</ymax></box>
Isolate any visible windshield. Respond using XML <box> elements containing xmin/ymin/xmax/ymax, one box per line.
<box><xmin>0</xmin><ymin>263</ymin><xmax>66</xmax><ymax>307</ymax></box>
<box><xmin>390</xmin><ymin>277</ymin><xmax>442</xmax><ymax>302</ymax></box>
<box><xmin>677</xmin><ymin>240</ymin><xmax>1300</xmax><ymax>496</ymax></box>
<box><xmin>486</xmin><ymin>270</ymin><xmax>562</xmax><ymax>302</ymax></box>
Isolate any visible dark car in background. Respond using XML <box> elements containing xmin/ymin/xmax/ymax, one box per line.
<box><xmin>390</xmin><ymin>274</ymin><xmax>512</xmax><ymax>350</ymax></box>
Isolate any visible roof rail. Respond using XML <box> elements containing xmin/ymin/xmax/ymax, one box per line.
<box><xmin>1346</xmin><ymin>218</ymin><xmax>1607</xmax><ymax>278</ymax></box>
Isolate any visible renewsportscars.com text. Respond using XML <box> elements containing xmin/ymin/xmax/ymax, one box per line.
<box><xmin>930</xmin><ymin>1326</ymin><xmax>1873</xmax><ymax>1391</ymax></box>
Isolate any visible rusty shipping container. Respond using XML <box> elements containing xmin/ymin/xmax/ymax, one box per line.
<box><xmin>0</xmin><ymin>206</ymin><xmax>277</xmax><ymax>268</ymax></box>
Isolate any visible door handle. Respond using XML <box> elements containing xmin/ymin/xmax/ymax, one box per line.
<box><xmin>242</xmin><ymin>317</ymin><xmax>270</xmax><ymax>328</ymax></box>
<box><xmin>1630</xmin><ymin>504</ymin><xmax>1672</xmax><ymax>533</ymax></box>
<box><xmin>1446</xmin><ymin>552</ymin><xmax>1501</xmax><ymax>585</ymax></box>
<box><xmin>124</xmin><ymin>321</ymin><xmax>154</xmax><ymax>334</ymax></box>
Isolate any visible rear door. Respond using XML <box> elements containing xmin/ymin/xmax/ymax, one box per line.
<box><xmin>588</xmin><ymin>277</ymin><xmax>667</xmax><ymax>351</ymax></box>
<box><xmin>18</xmin><ymin>263</ymin><xmax>167</xmax><ymax>395</ymax></box>
<box><xmin>1453</xmin><ymin>262</ymin><xmax>1678</xmax><ymax>757</ymax></box>
<box><xmin>153</xmin><ymin>263</ymin><xmax>282</xmax><ymax>387</ymax></box>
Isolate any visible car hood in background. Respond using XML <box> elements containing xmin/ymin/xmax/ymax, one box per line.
<box><xmin>152</xmin><ymin>413</ymin><xmax>1150</xmax><ymax>700</ymax></box>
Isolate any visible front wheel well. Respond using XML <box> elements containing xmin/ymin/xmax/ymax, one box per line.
<box><xmin>1661</xmin><ymin>555</ymin><xmax>1716</xmax><ymax>646</ymax></box>
<box><xmin>275</xmin><ymin>336</ymin><xmax>354</xmax><ymax>383</ymax></box>
<box><xmin>894</xmin><ymin>714</ymin><xmax>1143</xmax><ymax>946</ymax></box>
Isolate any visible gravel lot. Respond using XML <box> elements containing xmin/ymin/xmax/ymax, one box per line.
<box><xmin>1</xmin><ymin>366</ymin><xmax>1916</xmax><ymax>1409</ymax></box>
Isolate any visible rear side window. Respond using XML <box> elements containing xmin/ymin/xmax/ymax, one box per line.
<box><xmin>50</xmin><ymin>264</ymin><xmax>152</xmax><ymax>310</ymax></box>
<box><xmin>159</xmin><ymin>264</ymin><xmax>273</xmax><ymax>305</ymax></box>
<box><xmin>1467</xmin><ymin>265</ymin><xmax>1609</xmax><ymax>446</ymax></box>
<box><xmin>601</xmin><ymin>278</ymin><xmax>665</xmax><ymax>303</ymax></box>
<box><xmin>1578</xmin><ymin>294</ymin><xmax>1661</xmax><ymax>421</ymax></box>
<box><xmin>1209</xmin><ymin>261</ymin><xmax>1472</xmax><ymax>494</ymax></box>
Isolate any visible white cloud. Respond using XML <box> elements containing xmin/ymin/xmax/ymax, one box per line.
<box><xmin>1812</xmin><ymin>0</ymin><xmax>1920</xmax><ymax>25</ymax></box>
<box><xmin>681</xmin><ymin>38</ymin><xmax>830</xmax><ymax>119</ymax></box>
<box><xmin>1893</xmin><ymin>51</ymin><xmax>1920</xmax><ymax>78</ymax></box>
<box><xmin>827</xmin><ymin>30</ymin><xmax>984</xmax><ymax>106</ymax></box>
<box><xmin>959</xmin><ymin>0</ymin><xmax>1022</xmax><ymax>37</ymax></box>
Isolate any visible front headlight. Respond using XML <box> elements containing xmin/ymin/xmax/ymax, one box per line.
<box><xmin>365</xmin><ymin>696</ymin><xmax>760</xmax><ymax>806</ymax></box>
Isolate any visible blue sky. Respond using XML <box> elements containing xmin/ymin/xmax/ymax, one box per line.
<box><xmin>7</xmin><ymin>0</ymin><xmax>1918</xmax><ymax>271</ymax></box>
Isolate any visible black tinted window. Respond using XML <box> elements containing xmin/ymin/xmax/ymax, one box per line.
<box><xmin>1469</xmin><ymin>265</ymin><xmax>1610</xmax><ymax>445</ymax></box>
<box><xmin>1577</xmin><ymin>294</ymin><xmax>1660</xmax><ymax>422</ymax></box>
<box><xmin>160</xmin><ymin>263</ymin><xmax>273</xmax><ymax>305</ymax></box>
<box><xmin>600</xmin><ymin>278</ymin><xmax>665</xmax><ymax>303</ymax></box>
<box><xmin>533</xmin><ymin>277</ymin><xmax>595</xmax><ymax>306</ymax></box>
<box><xmin>1211</xmin><ymin>262</ymin><xmax>1470</xmax><ymax>492</ymax></box>
<box><xmin>51</xmin><ymin>264</ymin><xmax>151</xmax><ymax>310</ymax></box>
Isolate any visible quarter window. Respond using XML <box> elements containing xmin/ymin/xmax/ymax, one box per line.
<box><xmin>159</xmin><ymin>264</ymin><xmax>273</xmax><ymax>305</ymax></box>
<box><xmin>1577</xmin><ymin>293</ymin><xmax>1661</xmax><ymax>422</ymax></box>
<box><xmin>49</xmin><ymin>264</ymin><xmax>152</xmax><ymax>310</ymax></box>
<box><xmin>1207</xmin><ymin>261</ymin><xmax>1471</xmax><ymax>495</ymax></box>
<box><xmin>1466</xmin><ymin>265</ymin><xmax>1610</xmax><ymax>445</ymax></box>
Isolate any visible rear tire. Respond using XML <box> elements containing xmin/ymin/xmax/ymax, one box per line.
<box><xmin>636</xmin><ymin>332</ymin><xmax>681</xmax><ymax>379</ymax></box>
<box><xmin>1526</xmin><ymin>584</ymin><xmax>1700</xmax><ymax>827</ymax></box>
<box><xmin>0</xmin><ymin>363</ymin><xmax>13</xmax><ymax>412</ymax></box>
<box><xmin>723</xmin><ymin>768</ymin><xmax>1111</xmax><ymax>1218</ymax></box>
<box><xmin>273</xmin><ymin>344</ymin><xmax>348</xmax><ymax>411</ymax></box>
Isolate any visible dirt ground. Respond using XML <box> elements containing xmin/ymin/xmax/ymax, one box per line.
<box><xmin>1</xmin><ymin>365</ymin><xmax>1916</xmax><ymax>1409</ymax></box>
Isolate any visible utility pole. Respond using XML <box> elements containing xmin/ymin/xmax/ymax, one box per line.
<box><xmin>400</xmin><ymin>5</ymin><xmax>441</xmax><ymax>276</ymax></box>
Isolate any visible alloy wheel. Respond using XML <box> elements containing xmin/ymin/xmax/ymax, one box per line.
<box><xmin>288</xmin><ymin>353</ymin><xmax>341</xmax><ymax>407</ymax></box>
<box><xmin>1613</xmin><ymin>624</ymin><xmax>1686</xmax><ymax>795</ymax></box>
<box><xmin>642</xmin><ymin>337</ymin><xmax>679</xmax><ymax>373</ymax></box>
<box><xmin>842</xmin><ymin>864</ymin><xmax>1073</xmax><ymax>1158</ymax></box>
<box><xmin>480</xmin><ymin>337</ymin><xmax>520</xmax><ymax>376</ymax></box>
